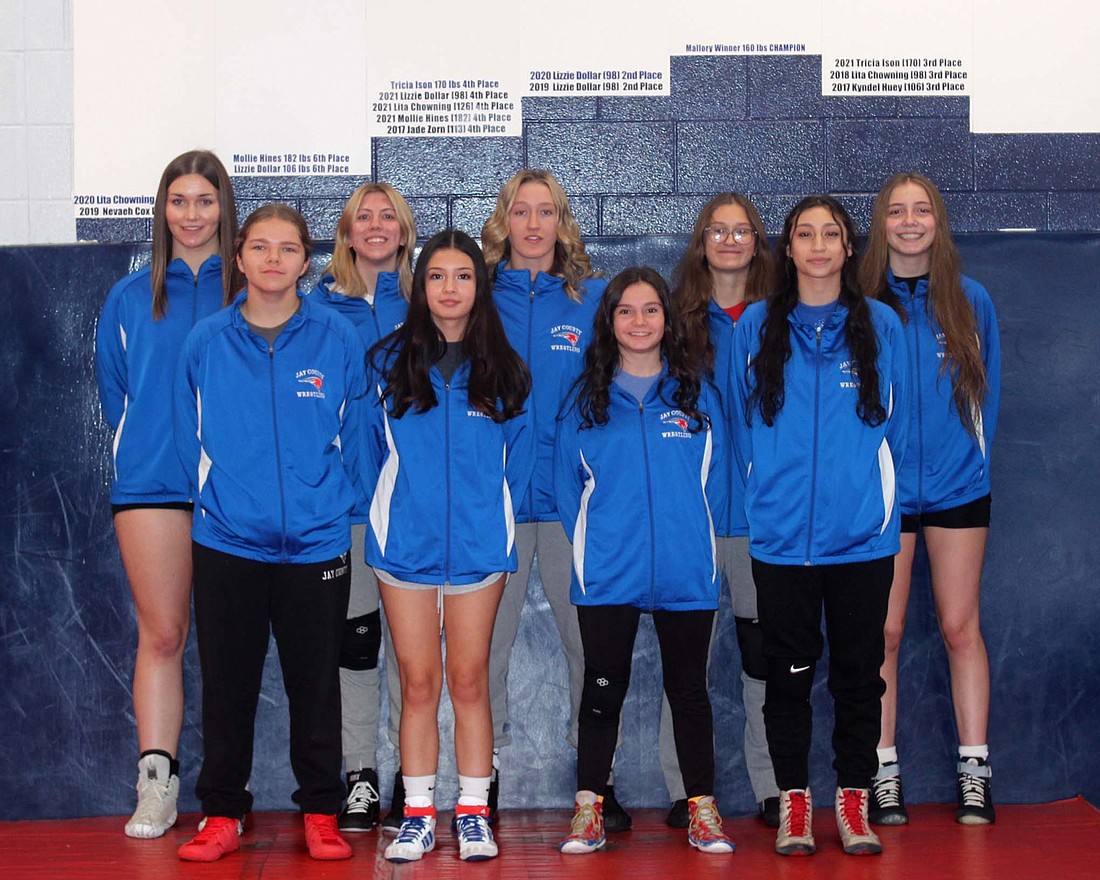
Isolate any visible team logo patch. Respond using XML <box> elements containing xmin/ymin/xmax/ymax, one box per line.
<box><xmin>839</xmin><ymin>360</ymin><xmax>860</xmax><ymax>390</ymax></box>
<box><xmin>660</xmin><ymin>410</ymin><xmax>692</xmax><ymax>438</ymax></box>
<box><xmin>296</xmin><ymin>368</ymin><xmax>326</xmax><ymax>398</ymax></box>
<box><xmin>550</xmin><ymin>324</ymin><xmax>583</xmax><ymax>353</ymax></box>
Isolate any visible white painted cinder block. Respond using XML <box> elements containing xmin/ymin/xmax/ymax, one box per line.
<box><xmin>29</xmin><ymin>198</ymin><xmax>75</xmax><ymax>243</ymax></box>
<box><xmin>0</xmin><ymin>0</ymin><xmax>25</xmax><ymax>52</ymax></box>
<box><xmin>0</xmin><ymin>126</ymin><xmax>30</xmax><ymax>199</ymax></box>
<box><xmin>0</xmin><ymin>53</ymin><xmax>27</xmax><ymax>125</ymax></box>
<box><xmin>0</xmin><ymin>200</ymin><xmax>30</xmax><ymax>245</ymax></box>
<box><xmin>25</xmin><ymin>49</ymin><xmax>73</xmax><ymax>125</ymax></box>
<box><xmin>28</xmin><ymin>124</ymin><xmax>72</xmax><ymax>200</ymax></box>
<box><xmin>25</xmin><ymin>0</ymin><xmax>71</xmax><ymax>50</ymax></box>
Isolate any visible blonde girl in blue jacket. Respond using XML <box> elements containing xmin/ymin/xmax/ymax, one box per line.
<box><xmin>95</xmin><ymin>150</ymin><xmax>237</xmax><ymax>840</ymax></box>
<box><xmin>310</xmin><ymin>182</ymin><xmax>418</xmax><ymax>833</ymax></box>
<box><xmin>860</xmin><ymin>173</ymin><xmax>1001</xmax><ymax>827</ymax></box>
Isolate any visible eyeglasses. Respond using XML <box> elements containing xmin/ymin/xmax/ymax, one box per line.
<box><xmin>704</xmin><ymin>225</ymin><xmax>757</xmax><ymax>245</ymax></box>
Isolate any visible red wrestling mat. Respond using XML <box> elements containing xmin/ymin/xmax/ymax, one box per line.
<box><xmin>1</xmin><ymin>798</ymin><xmax>1096</xmax><ymax>879</ymax></box>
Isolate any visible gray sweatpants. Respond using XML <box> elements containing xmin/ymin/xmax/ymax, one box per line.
<box><xmin>341</xmin><ymin>523</ymin><xmax>382</xmax><ymax>772</ymax></box>
<box><xmin>489</xmin><ymin>521</ymin><xmax>582</xmax><ymax>748</ymax></box>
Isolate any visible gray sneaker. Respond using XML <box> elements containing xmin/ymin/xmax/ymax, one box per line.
<box><xmin>775</xmin><ymin>788</ymin><xmax>815</xmax><ymax>856</ymax></box>
<box><xmin>124</xmin><ymin>754</ymin><xmax>179</xmax><ymax>839</ymax></box>
<box><xmin>835</xmin><ymin>787</ymin><xmax>882</xmax><ymax>855</ymax></box>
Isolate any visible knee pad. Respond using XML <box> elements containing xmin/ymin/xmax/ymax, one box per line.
<box><xmin>735</xmin><ymin>615</ymin><xmax>769</xmax><ymax>682</ymax></box>
<box><xmin>579</xmin><ymin>670</ymin><xmax>628</xmax><ymax>729</ymax></box>
<box><xmin>340</xmin><ymin>611</ymin><xmax>381</xmax><ymax>671</ymax></box>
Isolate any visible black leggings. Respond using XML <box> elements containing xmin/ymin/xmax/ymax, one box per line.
<box><xmin>576</xmin><ymin>604</ymin><xmax>715</xmax><ymax>797</ymax></box>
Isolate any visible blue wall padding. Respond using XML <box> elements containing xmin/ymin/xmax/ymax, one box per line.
<box><xmin>0</xmin><ymin>234</ymin><xmax>1096</xmax><ymax>820</ymax></box>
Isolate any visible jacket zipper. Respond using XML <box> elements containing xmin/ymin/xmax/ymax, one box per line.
<box><xmin>805</xmin><ymin>325</ymin><xmax>822</xmax><ymax>565</ymax></box>
<box><xmin>268</xmin><ymin>341</ymin><xmax>289</xmax><ymax>560</ymax></box>
<box><xmin>910</xmin><ymin>288</ymin><xmax>925</xmax><ymax>513</ymax></box>
<box><xmin>637</xmin><ymin>398</ymin><xmax>657</xmax><ymax>607</ymax></box>
<box><xmin>444</xmin><ymin>378</ymin><xmax>452</xmax><ymax>582</ymax></box>
<box><xmin>522</xmin><ymin>281</ymin><xmax>537</xmax><ymax>519</ymax></box>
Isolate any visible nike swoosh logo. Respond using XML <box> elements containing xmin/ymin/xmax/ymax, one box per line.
<box><xmin>790</xmin><ymin>664</ymin><xmax>811</xmax><ymax>673</ymax></box>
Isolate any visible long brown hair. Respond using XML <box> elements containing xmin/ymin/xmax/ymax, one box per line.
<box><xmin>671</xmin><ymin>193</ymin><xmax>771</xmax><ymax>373</ymax></box>
<box><xmin>322</xmin><ymin>182</ymin><xmax>416</xmax><ymax>300</ymax></box>
<box><xmin>480</xmin><ymin>169</ymin><xmax>597</xmax><ymax>302</ymax></box>
<box><xmin>860</xmin><ymin>172</ymin><xmax>987</xmax><ymax>435</ymax></box>
<box><xmin>150</xmin><ymin>150</ymin><xmax>237</xmax><ymax>319</ymax></box>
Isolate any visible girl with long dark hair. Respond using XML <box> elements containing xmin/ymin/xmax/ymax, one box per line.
<box><xmin>554</xmin><ymin>267</ymin><xmax>734</xmax><ymax>856</ymax></box>
<box><xmin>362</xmin><ymin>230</ymin><xmax>532</xmax><ymax>863</ymax></box>
<box><xmin>732</xmin><ymin>196</ymin><xmax>909</xmax><ymax>857</ymax></box>
<box><xmin>661</xmin><ymin>193</ymin><xmax>780</xmax><ymax>829</ymax></box>
<box><xmin>860</xmin><ymin>173</ymin><xmax>1001</xmax><ymax>826</ymax></box>
<box><xmin>95</xmin><ymin>150</ymin><xmax>237</xmax><ymax>839</ymax></box>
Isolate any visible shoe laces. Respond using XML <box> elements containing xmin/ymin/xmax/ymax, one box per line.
<box><xmin>346</xmin><ymin>778</ymin><xmax>379</xmax><ymax>811</ymax></box>
<box><xmin>569</xmin><ymin>802</ymin><xmax>601</xmax><ymax>839</ymax></box>
<box><xmin>455</xmin><ymin>812</ymin><xmax>491</xmax><ymax>843</ymax></box>
<box><xmin>306</xmin><ymin>814</ymin><xmax>342</xmax><ymax>843</ymax></box>
<box><xmin>689</xmin><ymin>799</ymin><xmax>725</xmax><ymax>839</ymax></box>
<box><xmin>135</xmin><ymin>771</ymin><xmax>172</xmax><ymax>801</ymax></box>
<box><xmin>873</xmin><ymin>774</ymin><xmax>903</xmax><ymax>809</ymax></box>
<box><xmin>838</xmin><ymin>789</ymin><xmax>870</xmax><ymax>834</ymax></box>
<box><xmin>959</xmin><ymin>772</ymin><xmax>988</xmax><ymax>807</ymax></box>
<box><xmin>783</xmin><ymin>791</ymin><xmax>810</xmax><ymax>837</ymax></box>
<box><xmin>395</xmin><ymin>815</ymin><xmax>433</xmax><ymax>844</ymax></box>
<box><xmin>192</xmin><ymin>816</ymin><xmax>239</xmax><ymax>843</ymax></box>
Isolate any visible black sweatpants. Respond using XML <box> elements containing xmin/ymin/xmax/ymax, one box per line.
<box><xmin>576</xmin><ymin>604</ymin><xmax>715</xmax><ymax>798</ymax></box>
<box><xmin>192</xmin><ymin>542</ymin><xmax>351</xmax><ymax>817</ymax></box>
<box><xmin>752</xmin><ymin>556</ymin><xmax>893</xmax><ymax>792</ymax></box>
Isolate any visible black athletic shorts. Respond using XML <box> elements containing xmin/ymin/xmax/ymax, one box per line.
<box><xmin>111</xmin><ymin>501</ymin><xmax>194</xmax><ymax>516</ymax></box>
<box><xmin>901</xmin><ymin>494</ymin><xmax>990</xmax><ymax>533</ymax></box>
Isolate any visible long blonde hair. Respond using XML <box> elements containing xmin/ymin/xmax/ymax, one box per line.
<box><xmin>860</xmin><ymin>172</ymin><xmax>987</xmax><ymax>435</ymax></box>
<box><xmin>323</xmin><ymin>182</ymin><xmax>416</xmax><ymax>300</ymax></box>
<box><xmin>480</xmin><ymin>169</ymin><xmax>597</xmax><ymax>303</ymax></box>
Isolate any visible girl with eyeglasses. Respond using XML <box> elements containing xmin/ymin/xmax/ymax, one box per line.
<box><xmin>860</xmin><ymin>173</ymin><xmax>1001</xmax><ymax>827</ymax></box>
<box><xmin>662</xmin><ymin>194</ymin><xmax>780</xmax><ymax>830</ymax></box>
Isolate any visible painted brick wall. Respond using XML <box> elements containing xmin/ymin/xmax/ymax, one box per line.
<box><xmin>76</xmin><ymin>54</ymin><xmax>1100</xmax><ymax>245</ymax></box>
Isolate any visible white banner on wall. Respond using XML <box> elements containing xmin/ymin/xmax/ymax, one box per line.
<box><xmin>214</xmin><ymin>0</ymin><xmax>368</xmax><ymax>176</ymax></box>
<box><xmin>971</xmin><ymin>0</ymin><xmax>1100</xmax><ymax>134</ymax></box>
<box><xmin>366</xmin><ymin>0</ymin><xmax>523</xmax><ymax>139</ymax></box>
<box><xmin>671</xmin><ymin>4</ymin><xmax>820</xmax><ymax>56</ymax></box>
<box><xmin>821</xmin><ymin>0</ymin><xmax>972</xmax><ymax>98</ymax></box>
<box><xmin>73</xmin><ymin>0</ymin><xmax>217</xmax><ymax>222</ymax></box>
<box><xmin>523</xmin><ymin>0</ymin><xmax>669</xmax><ymax>97</ymax></box>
